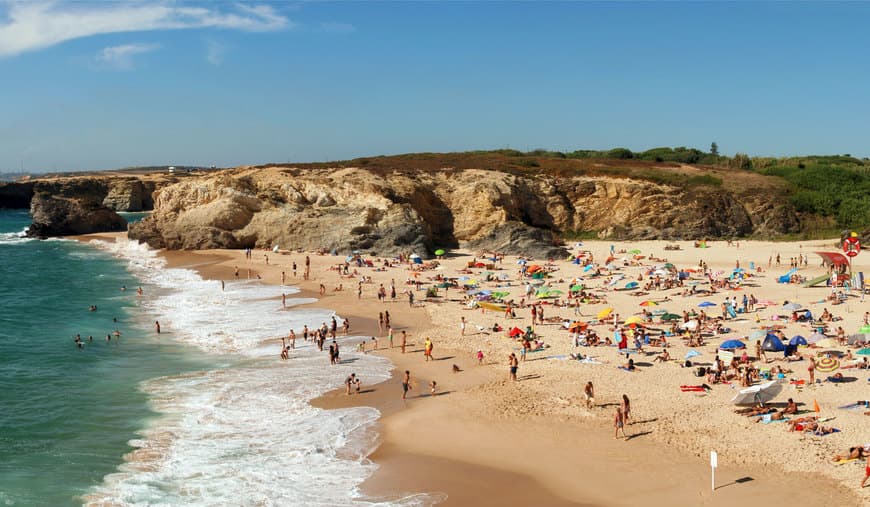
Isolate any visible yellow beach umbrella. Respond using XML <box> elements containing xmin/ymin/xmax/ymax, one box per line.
<box><xmin>597</xmin><ymin>308</ymin><xmax>614</xmax><ymax>320</ymax></box>
<box><xmin>624</xmin><ymin>316</ymin><xmax>643</xmax><ymax>325</ymax></box>
<box><xmin>815</xmin><ymin>338</ymin><xmax>839</xmax><ymax>348</ymax></box>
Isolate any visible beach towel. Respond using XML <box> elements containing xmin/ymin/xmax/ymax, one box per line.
<box><xmin>835</xmin><ymin>458</ymin><xmax>859</xmax><ymax>465</ymax></box>
<box><xmin>759</xmin><ymin>414</ymin><xmax>789</xmax><ymax>424</ymax></box>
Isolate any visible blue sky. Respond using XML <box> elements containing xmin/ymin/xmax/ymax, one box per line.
<box><xmin>1</xmin><ymin>1</ymin><xmax>869</xmax><ymax>172</ymax></box>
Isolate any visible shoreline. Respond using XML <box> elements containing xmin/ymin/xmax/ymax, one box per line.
<box><xmin>78</xmin><ymin>233</ymin><xmax>865</xmax><ymax>506</ymax></box>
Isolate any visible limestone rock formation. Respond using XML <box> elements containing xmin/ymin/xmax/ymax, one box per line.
<box><xmin>27</xmin><ymin>193</ymin><xmax>127</xmax><ymax>237</ymax></box>
<box><xmin>128</xmin><ymin>166</ymin><xmax>802</xmax><ymax>256</ymax></box>
<box><xmin>103</xmin><ymin>179</ymin><xmax>152</xmax><ymax>211</ymax></box>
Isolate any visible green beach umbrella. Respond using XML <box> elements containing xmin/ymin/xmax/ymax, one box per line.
<box><xmin>663</xmin><ymin>263</ymin><xmax>675</xmax><ymax>269</ymax></box>
<box><xmin>434</xmin><ymin>249</ymin><xmax>446</xmax><ymax>256</ymax></box>
<box><xmin>859</xmin><ymin>325</ymin><xmax>870</xmax><ymax>334</ymax></box>
<box><xmin>857</xmin><ymin>348</ymin><xmax>870</xmax><ymax>356</ymax></box>
<box><xmin>660</xmin><ymin>313</ymin><xmax>681</xmax><ymax>321</ymax></box>
<box><xmin>493</xmin><ymin>291</ymin><xmax>510</xmax><ymax>299</ymax></box>
<box><xmin>628</xmin><ymin>249</ymin><xmax>641</xmax><ymax>254</ymax></box>
<box><xmin>570</xmin><ymin>284</ymin><xmax>585</xmax><ymax>291</ymax></box>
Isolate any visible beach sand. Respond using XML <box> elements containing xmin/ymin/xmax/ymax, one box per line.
<box><xmin>82</xmin><ymin>234</ymin><xmax>868</xmax><ymax>506</ymax></box>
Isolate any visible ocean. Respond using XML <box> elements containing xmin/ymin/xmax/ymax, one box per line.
<box><xmin>0</xmin><ymin>210</ymin><xmax>429</xmax><ymax>506</ymax></box>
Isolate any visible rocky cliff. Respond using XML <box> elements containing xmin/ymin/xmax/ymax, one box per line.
<box><xmin>127</xmin><ymin>166</ymin><xmax>802</xmax><ymax>257</ymax></box>
<box><xmin>27</xmin><ymin>192</ymin><xmax>127</xmax><ymax>237</ymax></box>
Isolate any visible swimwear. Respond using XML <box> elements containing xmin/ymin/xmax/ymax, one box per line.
<box><xmin>402</xmin><ymin>383</ymin><xmax>409</xmax><ymax>392</ymax></box>
<box><xmin>510</xmin><ymin>366</ymin><xmax>518</xmax><ymax>374</ymax></box>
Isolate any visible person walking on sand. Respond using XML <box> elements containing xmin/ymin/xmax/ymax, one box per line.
<box><xmin>621</xmin><ymin>394</ymin><xmax>632</xmax><ymax>425</ymax></box>
<box><xmin>388</xmin><ymin>327</ymin><xmax>394</xmax><ymax>349</ymax></box>
<box><xmin>234</xmin><ymin>266</ymin><xmax>239</xmax><ymax>278</ymax></box>
<box><xmin>614</xmin><ymin>407</ymin><xmax>627</xmax><ymax>440</ymax></box>
<box><xmin>289</xmin><ymin>329</ymin><xmax>296</xmax><ymax>349</ymax></box>
<box><xmin>460</xmin><ymin>316</ymin><xmax>466</xmax><ymax>336</ymax></box>
<box><xmin>808</xmin><ymin>356</ymin><xmax>816</xmax><ymax>384</ymax></box>
<box><xmin>477</xmin><ymin>350</ymin><xmax>484</xmax><ymax>365</ymax></box>
<box><xmin>401</xmin><ymin>331</ymin><xmax>407</xmax><ymax>354</ymax></box>
<box><xmin>508</xmin><ymin>352</ymin><xmax>519</xmax><ymax>381</ymax></box>
<box><xmin>424</xmin><ymin>337</ymin><xmax>433</xmax><ymax>361</ymax></box>
<box><xmin>402</xmin><ymin>370</ymin><xmax>412</xmax><ymax>400</ymax></box>
<box><xmin>584</xmin><ymin>382</ymin><xmax>595</xmax><ymax>409</ymax></box>
<box><xmin>378</xmin><ymin>312</ymin><xmax>384</xmax><ymax>334</ymax></box>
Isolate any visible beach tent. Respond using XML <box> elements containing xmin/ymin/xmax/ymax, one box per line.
<box><xmin>807</xmin><ymin>332</ymin><xmax>826</xmax><ymax>344</ymax></box>
<box><xmin>762</xmin><ymin>333</ymin><xmax>786</xmax><ymax>352</ymax></box>
<box><xmin>720</xmin><ymin>339</ymin><xmax>746</xmax><ymax>350</ymax></box>
<box><xmin>732</xmin><ymin>381</ymin><xmax>782</xmax><ymax>406</ymax></box>
<box><xmin>789</xmin><ymin>335</ymin><xmax>807</xmax><ymax>346</ymax></box>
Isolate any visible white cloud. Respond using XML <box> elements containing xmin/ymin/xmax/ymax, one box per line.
<box><xmin>205</xmin><ymin>38</ymin><xmax>224</xmax><ymax>66</ymax></box>
<box><xmin>97</xmin><ymin>42</ymin><xmax>159</xmax><ymax>70</ymax></box>
<box><xmin>320</xmin><ymin>22</ymin><xmax>355</xmax><ymax>34</ymax></box>
<box><xmin>0</xmin><ymin>1</ymin><xmax>292</xmax><ymax>58</ymax></box>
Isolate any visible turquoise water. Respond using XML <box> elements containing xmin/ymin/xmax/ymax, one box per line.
<box><xmin>117</xmin><ymin>212</ymin><xmax>150</xmax><ymax>224</ymax></box>
<box><xmin>0</xmin><ymin>210</ymin><xmax>206</xmax><ymax>506</ymax></box>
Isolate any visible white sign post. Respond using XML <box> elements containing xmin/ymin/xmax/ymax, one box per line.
<box><xmin>710</xmin><ymin>451</ymin><xmax>718</xmax><ymax>491</ymax></box>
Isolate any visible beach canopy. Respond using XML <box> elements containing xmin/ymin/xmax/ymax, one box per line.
<box><xmin>789</xmin><ymin>335</ymin><xmax>807</xmax><ymax>346</ymax></box>
<box><xmin>597</xmin><ymin>308</ymin><xmax>614</xmax><ymax>319</ymax></box>
<box><xmin>732</xmin><ymin>381</ymin><xmax>782</xmax><ymax>406</ymax></box>
<box><xmin>815</xmin><ymin>357</ymin><xmax>839</xmax><ymax>372</ymax></box>
<box><xmin>807</xmin><ymin>332</ymin><xmax>826</xmax><ymax>344</ymax></box>
<box><xmin>720</xmin><ymin>339</ymin><xmax>746</xmax><ymax>350</ymax></box>
<box><xmin>698</xmin><ymin>301</ymin><xmax>716</xmax><ymax>308</ymax></box>
<box><xmin>762</xmin><ymin>333</ymin><xmax>786</xmax><ymax>352</ymax></box>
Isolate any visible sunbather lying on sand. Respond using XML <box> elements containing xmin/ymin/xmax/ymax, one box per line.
<box><xmin>736</xmin><ymin>406</ymin><xmax>775</xmax><ymax>416</ymax></box>
<box><xmin>787</xmin><ymin>416</ymin><xmax>818</xmax><ymax>432</ymax></box>
<box><xmin>832</xmin><ymin>445</ymin><xmax>869</xmax><ymax>462</ymax></box>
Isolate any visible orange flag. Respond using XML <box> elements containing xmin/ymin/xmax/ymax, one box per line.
<box><xmin>813</xmin><ymin>399</ymin><xmax>821</xmax><ymax>413</ymax></box>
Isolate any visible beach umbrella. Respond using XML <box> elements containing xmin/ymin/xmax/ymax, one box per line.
<box><xmin>434</xmin><ymin>249</ymin><xmax>446</xmax><ymax>256</ymax></box>
<box><xmin>685</xmin><ymin>350</ymin><xmax>701</xmax><ymax>360</ymax></box>
<box><xmin>789</xmin><ymin>335</ymin><xmax>807</xmax><ymax>346</ymax></box>
<box><xmin>732</xmin><ymin>381</ymin><xmax>782</xmax><ymax>406</ymax></box>
<box><xmin>749</xmin><ymin>330</ymin><xmax>767</xmax><ymax>340</ymax></box>
<box><xmin>624</xmin><ymin>281</ymin><xmax>639</xmax><ymax>289</ymax></box>
<box><xmin>597</xmin><ymin>308</ymin><xmax>614</xmax><ymax>320</ymax></box>
<box><xmin>820</xmin><ymin>350</ymin><xmax>845</xmax><ymax>358</ymax></box>
<box><xmin>652</xmin><ymin>309</ymin><xmax>668</xmax><ymax>316</ymax></box>
<box><xmin>492</xmin><ymin>291</ymin><xmax>510</xmax><ymax>299</ymax></box>
<box><xmin>698</xmin><ymin>301</ymin><xmax>716</xmax><ymax>308</ymax></box>
<box><xmin>509</xmin><ymin>327</ymin><xmax>523</xmax><ymax>337</ymax></box>
<box><xmin>807</xmin><ymin>332</ymin><xmax>826</xmax><ymax>344</ymax></box>
<box><xmin>859</xmin><ymin>325</ymin><xmax>870</xmax><ymax>334</ymax></box>
<box><xmin>663</xmin><ymin>263</ymin><xmax>675</xmax><ymax>269</ymax></box>
<box><xmin>639</xmin><ymin>300</ymin><xmax>657</xmax><ymax>307</ymax></box>
<box><xmin>719</xmin><ymin>339</ymin><xmax>746</xmax><ymax>350</ymax></box>
<box><xmin>435</xmin><ymin>282</ymin><xmax>451</xmax><ymax>289</ymax></box>
<box><xmin>570</xmin><ymin>284</ymin><xmax>585</xmax><ymax>292</ymax></box>
<box><xmin>624</xmin><ymin>316</ymin><xmax>643</xmax><ymax>325</ymax></box>
<box><xmin>847</xmin><ymin>334</ymin><xmax>869</xmax><ymax>345</ymax></box>
<box><xmin>856</xmin><ymin>348</ymin><xmax>870</xmax><ymax>356</ymax></box>
<box><xmin>815</xmin><ymin>338</ymin><xmax>839</xmax><ymax>348</ymax></box>
<box><xmin>815</xmin><ymin>357</ymin><xmax>839</xmax><ymax>373</ymax></box>
<box><xmin>628</xmin><ymin>249</ymin><xmax>641</xmax><ymax>254</ymax></box>
<box><xmin>783</xmin><ymin>302</ymin><xmax>803</xmax><ymax>311</ymax></box>
<box><xmin>680</xmin><ymin>320</ymin><xmax>699</xmax><ymax>330</ymax></box>
<box><xmin>568</xmin><ymin>321</ymin><xmax>588</xmax><ymax>332</ymax></box>
<box><xmin>660</xmin><ymin>313</ymin><xmax>681</xmax><ymax>321</ymax></box>
<box><xmin>516</xmin><ymin>259</ymin><xmax>528</xmax><ymax>265</ymax></box>
<box><xmin>583</xmin><ymin>264</ymin><xmax>594</xmax><ymax>272</ymax></box>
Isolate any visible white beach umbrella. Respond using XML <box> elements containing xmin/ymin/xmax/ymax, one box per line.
<box><xmin>731</xmin><ymin>381</ymin><xmax>782</xmax><ymax>406</ymax></box>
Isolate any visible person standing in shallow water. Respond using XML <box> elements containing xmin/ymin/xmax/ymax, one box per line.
<box><xmin>402</xmin><ymin>370</ymin><xmax>412</xmax><ymax>400</ymax></box>
<box><xmin>155</xmin><ymin>321</ymin><xmax>160</xmax><ymax>334</ymax></box>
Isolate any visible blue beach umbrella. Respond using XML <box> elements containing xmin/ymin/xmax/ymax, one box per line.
<box><xmin>685</xmin><ymin>350</ymin><xmax>701</xmax><ymax>360</ymax></box>
<box><xmin>698</xmin><ymin>301</ymin><xmax>716</xmax><ymax>308</ymax></box>
<box><xmin>720</xmin><ymin>339</ymin><xmax>746</xmax><ymax>350</ymax></box>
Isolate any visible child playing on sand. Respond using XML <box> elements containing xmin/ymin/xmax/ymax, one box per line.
<box><xmin>429</xmin><ymin>380</ymin><xmax>437</xmax><ymax>395</ymax></box>
<box><xmin>477</xmin><ymin>350</ymin><xmax>484</xmax><ymax>365</ymax></box>
<box><xmin>614</xmin><ymin>407</ymin><xmax>627</xmax><ymax>440</ymax></box>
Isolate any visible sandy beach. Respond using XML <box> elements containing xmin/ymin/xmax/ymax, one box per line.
<box><xmin>85</xmin><ymin>233</ymin><xmax>869</xmax><ymax>506</ymax></box>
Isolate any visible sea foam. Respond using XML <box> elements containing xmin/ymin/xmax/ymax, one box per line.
<box><xmin>87</xmin><ymin>239</ymin><xmax>433</xmax><ymax>506</ymax></box>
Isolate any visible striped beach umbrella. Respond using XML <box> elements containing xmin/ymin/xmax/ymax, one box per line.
<box><xmin>815</xmin><ymin>357</ymin><xmax>839</xmax><ymax>373</ymax></box>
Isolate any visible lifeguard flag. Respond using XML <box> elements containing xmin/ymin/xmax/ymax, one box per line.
<box><xmin>813</xmin><ymin>399</ymin><xmax>821</xmax><ymax>413</ymax></box>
